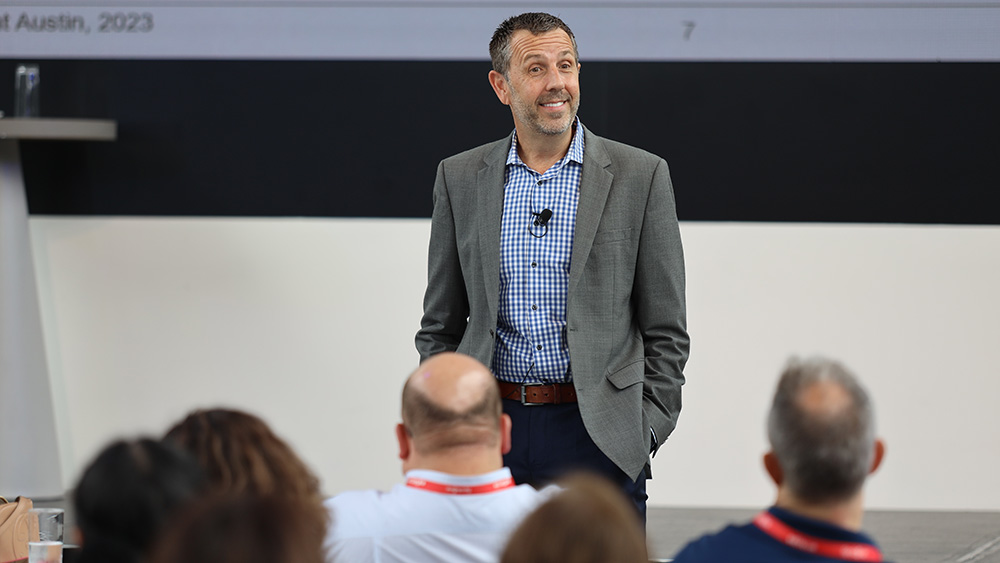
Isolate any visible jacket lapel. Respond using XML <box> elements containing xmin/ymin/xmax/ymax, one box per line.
<box><xmin>478</xmin><ymin>137</ymin><xmax>510</xmax><ymax>317</ymax></box>
<box><xmin>569</xmin><ymin>127</ymin><xmax>613</xmax><ymax>297</ymax></box>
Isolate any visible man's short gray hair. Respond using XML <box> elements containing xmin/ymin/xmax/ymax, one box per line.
<box><xmin>767</xmin><ymin>357</ymin><xmax>876</xmax><ymax>504</ymax></box>
<box><xmin>489</xmin><ymin>12</ymin><xmax>578</xmax><ymax>78</ymax></box>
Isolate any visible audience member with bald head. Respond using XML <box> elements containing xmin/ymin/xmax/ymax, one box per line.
<box><xmin>324</xmin><ymin>352</ymin><xmax>559</xmax><ymax>563</ymax></box>
<box><xmin>397</xmin><ymin>351</ymin><xmax>509</xmax><ymax>475</ymax></box>
<box><xmin>672</xmin><ymin>357</ymin><xmax>887</xmax><ymax>563</ymax></box>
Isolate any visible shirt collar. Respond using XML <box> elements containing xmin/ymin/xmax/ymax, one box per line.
<box><xmin>767</xmin><ymin>506</ymin><xmax>880</xmax><ymax>547</ymax></box>
<box><xmin>506</xmin><ymin>117</ymin><xmax>585</xmax><ymax>167</ymax></box>
<box><xmin>404</xmin><ymin>467</ymin><xmax>513</xmax><ymax>486</ymax></box>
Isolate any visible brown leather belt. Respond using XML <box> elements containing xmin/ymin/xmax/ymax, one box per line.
<box><xmin>498</xmin><ymin>381</ymin><xmax>577</xmax><ymax>405</ymax></box>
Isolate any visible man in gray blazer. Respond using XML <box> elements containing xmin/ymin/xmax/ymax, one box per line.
<box><xmin>416</xmin><ymin>12</ymin><xmax>689</xmax><ymax>517</ymax></box>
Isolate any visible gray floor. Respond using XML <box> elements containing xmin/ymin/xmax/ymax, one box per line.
<box><xmin>647</xmin><ymin>507</ymin><xmax>1000</xmax><ymax>563</ymax></box>
<box><xmin>37</xmin><ymin>498</ymin><xmax>1000</xmax><ymax>562</ymax></box>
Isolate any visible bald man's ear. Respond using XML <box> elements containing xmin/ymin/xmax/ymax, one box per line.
<box><xmin>763</xmin><ymin>451</ymin><xmax>783</xmax><ymax>486</ymax></box>
<box><xmin>870</xmin><ymin>438</ymin><xmax>886</xmax><ymax>475</ymax></box>
<box><xmin>500</xmin><ymin>413</ymin><xmax>512</xmax><ymax>455</ymax></box>
<box><xmin>489</xmin><ymin>70</ymin><xmax>511</xmax><ymax>106</ymax></box>
<box><xmin>396</xmin><ymin>423</ymin><xmax>411</xmax><ymax>461</ymax></box>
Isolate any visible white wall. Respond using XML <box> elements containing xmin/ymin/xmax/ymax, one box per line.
<box><xmin>30</xmin><ymin>217</ymin><xmax>1000</xmax><ymax>510</ymax></box>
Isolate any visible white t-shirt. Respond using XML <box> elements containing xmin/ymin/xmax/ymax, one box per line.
<box><xmin>324</xmin><ymin>467</ymin><xmax>559</xmax><ymax>563</ymax></box>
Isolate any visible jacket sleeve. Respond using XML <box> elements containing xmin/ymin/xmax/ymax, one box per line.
<box><xmin>635</xmin><ymin>157</ymin><xmax>690</xmax><ymax>452</ymax></box>
<box><xmin>414</xmin><ymin>161</ymin><xmax>470</xmax><ymax>362</ymax></box>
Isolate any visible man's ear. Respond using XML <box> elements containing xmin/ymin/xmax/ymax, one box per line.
<box><xmin>763</xmin><ymin>451</ymin><xmax>783</xmax><ymax>486</ymax></box>
<box><xmin>500</xmin><ymin>413</ymin><xmax>513</xmax><ymax>455</ymax></box>
<box><xmin>488</xmin><ymin>70</ymin><xmax>511</xmax><ymax>106</ymax></box>
<box><xmin>396</xmin><ymin>423</ymin><xmax>411</xmax><ymax>461</ymax></box>
<box><xmin>870</xmin><ymin>438</ymin><xmax>886</xmax><ymax>474</ymax></box>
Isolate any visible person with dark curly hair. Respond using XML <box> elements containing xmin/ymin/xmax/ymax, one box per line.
<box><xmin>162</xmin><ymin>407</ymin><xmax>328</xmax><ymax>534</ymax></box>
<box><xmin>72</xmin><ymin>438</ymin><xmax>205</xmax><ymax>563</ymax></box>
<box><xmin>148</xmin><ymin>495</ymin><xmax>326</xmax><ymax>563</ymax></box>
<box><xmin>501</xmin><ymin>474</ymin><xmax>648</xmax><ymax>563</ymax></box>
<box><xmin>163</xmin><ymin>407</ymin><xmax>322</xmax><ymax>504</ymax></box>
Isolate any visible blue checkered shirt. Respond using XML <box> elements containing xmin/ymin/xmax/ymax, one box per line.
<box><xmin>491</xmin><ymin>121</ymin><xmax>584</xmax><ymax>384</ymax></box>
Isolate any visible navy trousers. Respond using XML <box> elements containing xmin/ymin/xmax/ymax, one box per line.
<box><xmin>502</xmin><ymin>398</ymin><xmax>648</xmax><ymax>523</ymax></box>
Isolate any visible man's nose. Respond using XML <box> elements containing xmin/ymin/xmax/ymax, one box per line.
<box><xmin>544</xmin><ymin>65</ymin><xmax>567</xmax><ymax>90</ymax></box>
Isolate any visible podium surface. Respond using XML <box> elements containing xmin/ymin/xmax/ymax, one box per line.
<box><xmin>0</xmin><ymin>118</ymin><xmax>116</xmax><ymax>141</ymax></box>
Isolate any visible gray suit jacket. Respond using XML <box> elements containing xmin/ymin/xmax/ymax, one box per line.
<box><xmin>416</xmin><ymin>125</ymin><xmax>689</xmax><ymax>480</ymax></box>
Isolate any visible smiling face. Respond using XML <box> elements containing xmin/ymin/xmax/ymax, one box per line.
<box><xmin>490</xmin><ymin>29</ymin><xmax>581</xmax><ymax>140</ymax></box>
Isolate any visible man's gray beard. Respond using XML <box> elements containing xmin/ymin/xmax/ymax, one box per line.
<box><xmin>537</xmin><ymin>117</ymin><xmax>574</xmax><ymax>136</ymax></box>
<box><xmin>532</xmin><ymin>99</ymin><xmax>580</xmax><ymax>136</ymax></box>
<box><xmin>511</xmin><ymin>88</ymin><xmax>580</xmax><ymax>137</ymax></box>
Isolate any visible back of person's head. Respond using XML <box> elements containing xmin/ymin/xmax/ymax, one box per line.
<box><xmin>500</xmin><ymin>474</ymin><xmax>648</xmax><ymax>563</ymax></box>
<box><xmin>400</xmin><ymin>352</ymin><xmax>504</xmax><ymax>455</ymax></box>
<box><xmin>767</xmin><ymin>357</ymin><xmax>878</xmax><ymax>504</ymax></box>
<box><xmin>148</xmin><ymin>494</ymin><xmax>326</xmax><ymax>563</ymax></box>
<box><xmin>163</xmin><ymin>407</ymin><xmax>321</xmax><ymax>502</ymax></box>
<box><xmin>73</xmin><ymin>438</ymin><xmax>205</xmax><ymax>563</ymax></box>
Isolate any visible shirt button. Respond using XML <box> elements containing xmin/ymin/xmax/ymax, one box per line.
<box><xmin>531</xmin><ymin>305</ymin><xmax>537</xmax><ymax>310</ymax></box>
<box><xmin>531</xmin><ymin>262</ymin><xmax>537</xmax><ymax>268</ymax></box>
<box><xmin>537</xmin><ymin>181</ymin><xmax>543</xmax><ymax>185</ymax></box>
<box><xmin>536</xmin><ymin>345</ymin><xmax>543</xmax><ymax>350</ymax></box>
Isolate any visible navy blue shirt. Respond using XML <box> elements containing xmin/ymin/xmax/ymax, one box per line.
<box><xmin>672</xmin><ymin>506</ymin><xmax>885</xmax><ymax>563</ymax></box>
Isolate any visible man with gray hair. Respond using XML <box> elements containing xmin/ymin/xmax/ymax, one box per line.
<box><xmin>672</xmin><ymin>357</ymin><xmax>887</xmax><ymax>562</ymax></box>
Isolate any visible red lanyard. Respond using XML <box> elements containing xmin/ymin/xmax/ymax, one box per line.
<box><xmin>406</xmin><ymin>475</ymin><xmax>516</xmax><ymax>495</ymax></box>
<box><xmin>753</xmin><ymin>511</ymin><xmax>883</xmax><ymax>562</ymax></box>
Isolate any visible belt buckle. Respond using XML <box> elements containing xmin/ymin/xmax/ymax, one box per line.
<box><xmin>520</xmin><ymin>382</ymin><xmax>546</xmax><ymax>406</ymax></box>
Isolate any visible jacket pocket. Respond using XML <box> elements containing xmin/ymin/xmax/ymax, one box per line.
<box><xmin>606</xmin><ymin>358</ymin><xmax>644</xmax><ymax>389</ymax></box>
<box><xmin>593</xmin><ymin>227</ymin><xmax>633</xmax><ymax>245</ymax></box>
